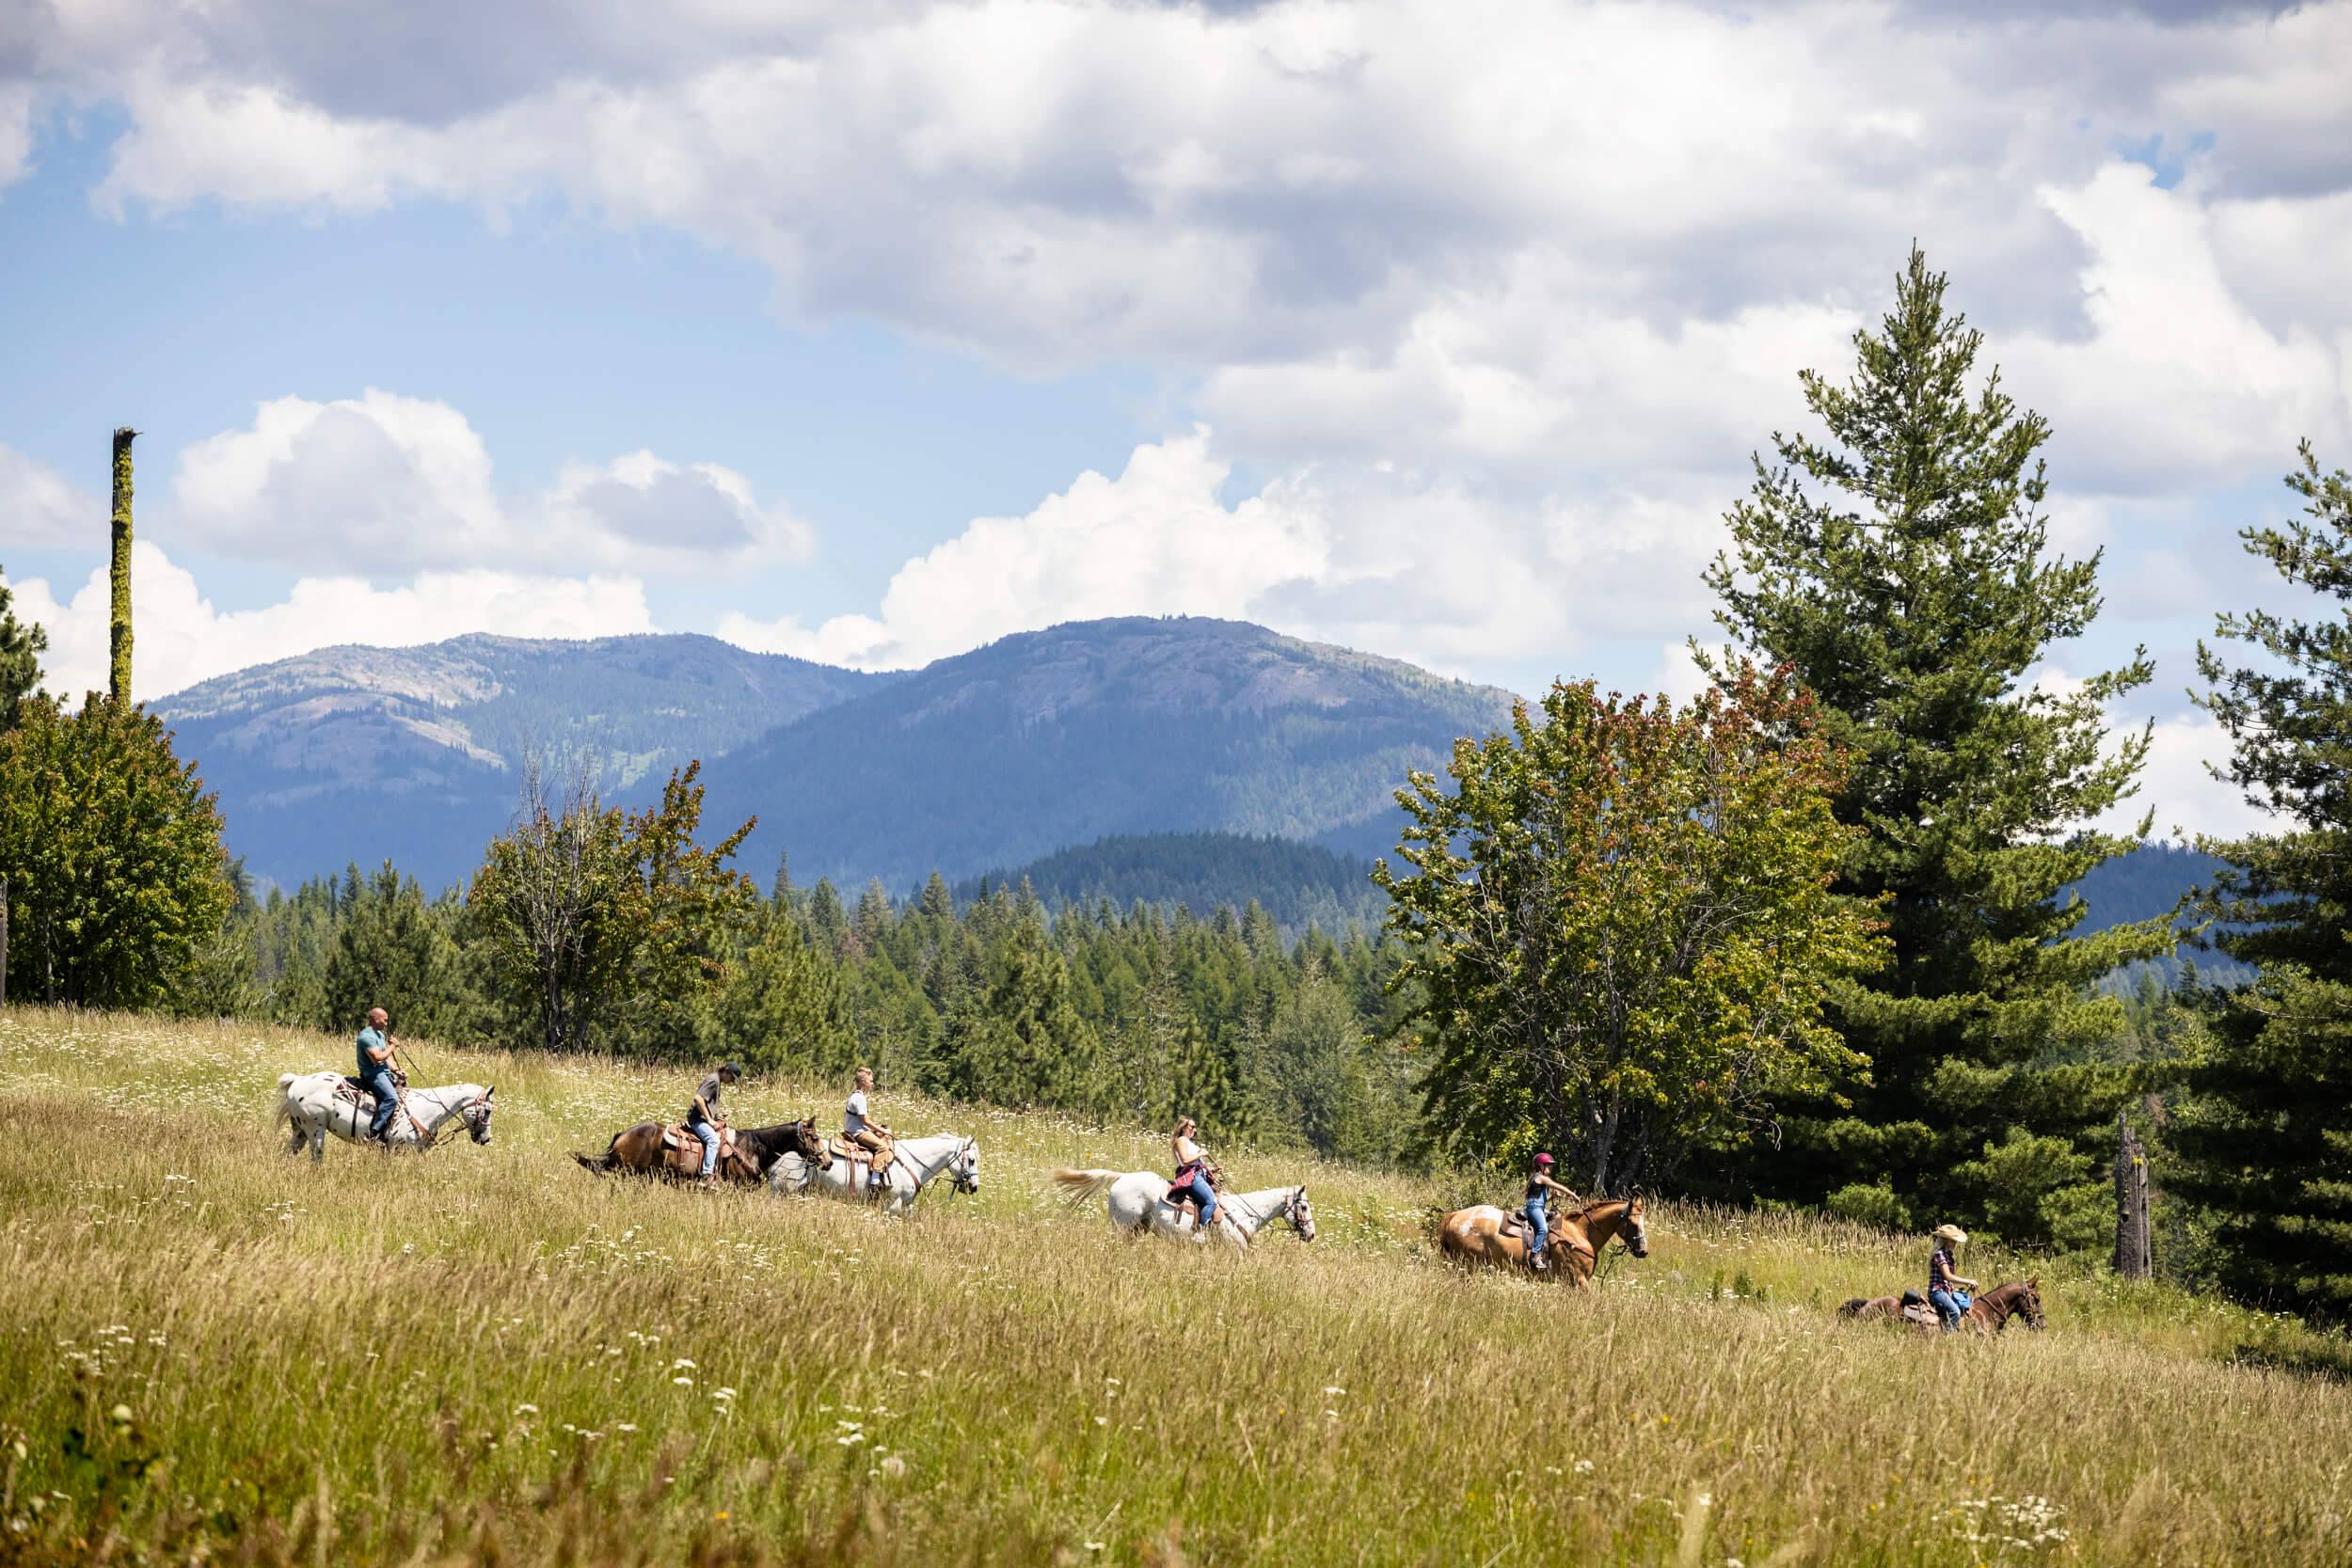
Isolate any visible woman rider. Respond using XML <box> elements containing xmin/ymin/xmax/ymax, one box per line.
<box><xmin>1171</xmin><ymin>1116</ymin><xmax>1220</xmax><ymax>1243</ymax></box>
<box><xmin>1928</xmin><ymin>1224</ymin><xmax>1979</xmax><ymax>1332</ymax></box>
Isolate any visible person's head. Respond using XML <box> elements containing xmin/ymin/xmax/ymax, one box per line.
<box><xmin>1174</xmin><ymin>1116</ymin><xmax>1197</xmax><ymax>1138</ymax></box>
<box><xmin>1533</xmin><ymin>1152</ymin><xmax>1555</xmax><ymax>1173</ymax></box>
<box><xmin>718</xmin><ymin>1062</ymin><xmax>741</xmax><ymax>1085</ymax></box>
<box><xmin>1931</xmin><ymin>1223</ymin><xmax>1967</xmax><ymax>1254</ymax></box>
<box><xmin>854</xmin><ymin>1067</ymin><xmax>874</xmax><ymax>1090</ymax></box>
<box><xmin>368</xmin><ymin>1006</ymin><xmax>389</xmax><ymax>1028</ymax></box>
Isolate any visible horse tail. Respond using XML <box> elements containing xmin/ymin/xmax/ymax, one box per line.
<box><xmin>573</xmin><ymin>1134</ymin><xmax>621</xmax><ymax>1175</ymax></box>
<box><xmin>273</xmin><ymin>1072</ymin><xmax>300</xmax><ymax>1128</ymax></box>
<box><xmin>1836</xmin><ymin>1297</ymin><xmax>1868</xmax><ymax>1318</ymax></box>
<box><xmin>1052</xmin><ymin>1167</ymin><xmax>1121</xmax><ymax>1201</ymax></box>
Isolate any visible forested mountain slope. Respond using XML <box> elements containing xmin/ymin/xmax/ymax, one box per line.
<box><xmin>691</xmin><ymin>617</ymin><xmax>1521</xmax><ymax>889</ymax></box>
<box><xmin>953</xmin><ymin>832</ymin><xmax>1389</xmax><ymax>934</ymax></box>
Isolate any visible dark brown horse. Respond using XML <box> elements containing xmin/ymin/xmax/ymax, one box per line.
<box><xmin>574</xmin><ymin>1117</ymin><xmax>831</xmax><ymax>1184</ymax></box>
<box><xmin>1838</xmin><ymin>1276</ymin><xmax>2045</xmax><ymax>1337</ymax></box>
<box><xmin>1437</xmin><ymin>1196</ymin><xmax>1649</xmax><ymax>1288</ymax></box>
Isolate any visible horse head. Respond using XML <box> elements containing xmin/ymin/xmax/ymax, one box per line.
<box><xmin>1620</xmin><ymin>1196</ymin><xmax>1649</xmax><ymax>1259</ymax></box>
<box><xmin>795</xmin><ymin>1117</ymin><xmax>834</xmax><ymax>1169</ymax></box>
<box><xmin>947</xmin><ymin>1138</ymin><xmax>980</xmax><ymax>1195</ymax></box>
<box><xmin>461</xmin><ymin>1085</ymin><xmax>497</xmax><ymax>1145</ymax></box>
<box><xmin>1287</xmin><ymin>1185</ymin><xmax>1317</xmax><ymax>1242</ymax></box>
<box><xmin>2017</xmin><ymin>1275</ymin><xmax>2046</xmax><ymax>1330</ymax></box>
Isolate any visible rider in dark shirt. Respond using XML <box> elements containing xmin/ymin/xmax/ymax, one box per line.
<box><xmin>688</xmin><ymin>1063</ymin><xmax>740</xmax><ymax>1185</ymax></box>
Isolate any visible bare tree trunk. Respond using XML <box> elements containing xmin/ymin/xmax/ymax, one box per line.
<box><xmin>109</xmin><ymin>427</ymin><xmax>136</xmax><ymax>705</ymax></box>
<box><xmin>2115</xmin><ymin>1111</ymin><xmax>2153</xmax><ymax>1280</ymax></box>
<box><xmin>1</xmin><ymin>874</ymin><xmax>9</xmax><ymax>1008</ymax></box>
<box><xmin>1590</xmin><ymin>1094</ymin><xmax>1621</xmax><ymax>1195</ymax></box>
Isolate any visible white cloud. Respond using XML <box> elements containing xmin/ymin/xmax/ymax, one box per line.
<box><xmin>0</xmin><ymin>444</ymin><xmax>95</xmax><ymax>549</ymax></box>
<box><xmin>2127</xmin><ymin>711</ymin><xmax>2273</xmax><ymax>842</ymax></box>
<box><xmin>720</xmin><ymin>428</ymin><xmax>1716</xmax><ymax>680</ymax></box>
<box><xmin>3</xmin><ymin>542</ymin><xmax>655</xmax><ymax>703</ymax></box>
<box><xmin>719</xmin><ymin>430</ymin><xmax>1327</xmax><ymax>669</ymax></box>
<box><xmin>171</xmin><ymin>390</ymin><xmax>812</xmax><ymax>577</ymax></box>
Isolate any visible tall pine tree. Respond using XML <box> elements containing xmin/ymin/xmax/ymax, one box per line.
<box><xmin>1705</xmin><ymin>247</ymin><xmax>2172</xmax><ymax>1238</ymax></box>
<box><xmin>2171</xmin><ymin>443</ymin><xmax>2352</xmax><ymax>1321</ymax></box>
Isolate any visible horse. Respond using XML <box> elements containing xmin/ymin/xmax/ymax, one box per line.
<box><xmin>771</xmin><ymin>1132</ymin><xmax>980</xmax><ymax>1215</ymax></box>
<box><xmin>572</xmin><ymin>1116</ymin><xmax>831</xmax><ymax>1185</ymax></box>
<box><xmin>276</xmin><ymin>1071</ymin><xmax>495</xmax><ymax>1162</ymax></box>
<box><xmin>1050</xmin><ymin>1167</ymin><xmax>1317</xmax><ymax>1250</ymax></box>
<box><xmin>1838</xmin><ymin>1276</ymin><xmax>2045</xmax><ymax>1337</ymax></box>
<box><xmin>1437</xmin><ymin>1196</ymin><xmax>1649</xmax><ymax>1286</ymax></box>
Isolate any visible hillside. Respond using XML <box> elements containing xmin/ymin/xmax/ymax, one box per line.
<box><xmin>5</xmin><ymin>1006</ymin><xmax>2349</xmax><ymax>1566</ymax></box>
<box><xmin>696</xmin><ymin>617</ymin><xmax>1520</xmax><ymax>888</ymax></box>
<box><xmin>955</xmin><ymin>831</ymin><xmax>1389</xmax><ymax>934</ymax></box>
<box><xmin>154</xmin><ymin>634</ymin><xmax>883</xmax><ymax>891</ymax></box>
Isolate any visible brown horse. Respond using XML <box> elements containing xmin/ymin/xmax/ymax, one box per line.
<box><xmin>1437</xmin><ymin>1196</ymin><xmax>1649</xmax><ymax>1287</ymax></box>
<box><xmin>574</xmin><ymin>1117</ymin><xmax>831</xmax><ymax>1184</ymax></box>
<box><xmin>1838</xmin><ymin>1276</ymin><xmax>2045</xmax><ymax>1337</ymax></box>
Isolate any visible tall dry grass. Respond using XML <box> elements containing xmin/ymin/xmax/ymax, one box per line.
<box><xmin>3</xmin><ymin>1007</ymin><xmax>2348</xmax><ymax>1566</ymax></box>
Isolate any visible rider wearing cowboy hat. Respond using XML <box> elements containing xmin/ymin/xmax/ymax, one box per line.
<box><xmin>1928</xmin><ymin>1223</ymin><xmax>1978</xmax><ymax>1332</ymax></box>
<box><xmin>1522</xmin><ymin>1153</ymin><xmax>1578</xmax><ymax>1270</ymax></box>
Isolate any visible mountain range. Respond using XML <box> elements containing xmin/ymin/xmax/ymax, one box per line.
<box><xmin>155</xmin><ymin>616</ymin><xmax>1521</xmax><ymax>895</ymax></box>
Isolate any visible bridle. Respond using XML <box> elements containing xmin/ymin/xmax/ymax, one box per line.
<box><xmin>1284</xmin><ymin>1187</ymin><xmax>1316</xmax><ymax>1240</ymax></box>
<box><xmin>413</xmin><ymin>1088</ymin><xmax>493</xmax><ymax>1150</ymax></box>
<box><xmin>944</xmin><ymin>1138</ymin><xmax>979</xmax><ymax>1196</ymax></box>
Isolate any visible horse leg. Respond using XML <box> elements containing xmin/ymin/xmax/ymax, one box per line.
<box><xmin>310</xmin><ymin>1118</ymin><xmax>327</xmax><ymax>1164</ymax></box>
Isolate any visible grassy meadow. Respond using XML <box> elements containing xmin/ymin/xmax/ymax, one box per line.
<box><xmin>4</xmin><ymin>1007</ymin><xmax>2350</xmax><ymax>1567</ymax></box>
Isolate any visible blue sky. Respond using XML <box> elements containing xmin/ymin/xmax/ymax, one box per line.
<box><xmin>3</xmin><ymin>0</ymin><xmax>2349</xmax><ymax>836</ymax></box>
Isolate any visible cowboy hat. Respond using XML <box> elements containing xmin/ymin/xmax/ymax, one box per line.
<box><xmin>1931</xmin><ymin>1223</ymin><xmax>1968</xmax><ymax>1244</ymax></box>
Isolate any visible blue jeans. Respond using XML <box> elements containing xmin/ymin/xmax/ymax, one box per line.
<box><xmin>1183</xmin><ymin>1171</ymin><xmax>1218</xmax><ymax>1228</ymax></box>
<box><xmin>689</xmin><ymin>1116</ymin><xmax>722</xmax><ymax>1177</ymax></box>
<box><xmin>360</xmin><ymin>1068</ymin><xmax>400</xmax><ymax>1140</ymax></box>
<box><xmin>1525</xmin><ymin>1196</ymin><xmax>1549</xmax><ymax>1259</ymax></box>
<box><xmin>1930</xmin><ymin>1288</ymin><xmax>1963</xmax><ymax>1332</ymax></box>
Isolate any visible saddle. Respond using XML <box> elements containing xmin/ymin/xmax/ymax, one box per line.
<box><xmin>1166</xmin><ymin>1163</ymin><xmax>1224</xmax><ymax>1205</ymax></box>
<box><xmin>663</xmin><ymin>1124</ymin><xmax>737</xmax><ymax>1162</ymax></box>
<box><xmin>829</xmin><ymin>1138</ymin><xmax>895</xmax><ymax>1191</ymax></box>
<box><xmin>336</xmin><ymin>1070</ymin><xmax>407</xmax><ymax>1106</ymax></box>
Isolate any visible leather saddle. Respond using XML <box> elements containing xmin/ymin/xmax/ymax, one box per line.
<box><xmin>830</xmin><ymin>1139</ymin><xmax>893</xmax><ymax>1188</ymax></box>
<box><xmin>663</xmin><ymin>1124</ymin><xmax>736</xmax><ymax>1162</ymax></box>
<box><xmin>336</xmin><ymin>1076</ymin><xmax>389</xmax><ymax>1107</ymax></box>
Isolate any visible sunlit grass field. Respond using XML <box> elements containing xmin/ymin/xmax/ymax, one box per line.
<box><xmin>5</xmin><ymin>1006</ymin><xmax>2349</xmax><ymax>1566</ymax></box>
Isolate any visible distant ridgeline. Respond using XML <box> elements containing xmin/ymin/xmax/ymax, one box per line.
<box><xmin>160</xmin><ymin>616</ymin><xmax>1519</xmax><ymax>895</ymax></box>
<box><xmin>2065</xmin><ymin>841</ymin><xmax>2255</xmax><ymax>989</ymax></box>
<box><xmin>953</xmin><ymin>832</ymin><xmax>1389</xmax><ymax>936</ymax></box>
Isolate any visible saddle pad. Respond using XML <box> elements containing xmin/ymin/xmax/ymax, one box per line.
<box><xmin>333</xmin><ymin>1078</ymin><xmax>378</xmax><ymax>1108</ymax></box>
<box><xmin>831</xmin><ymin>1139</ymin><xmax>872</xmax><ymax>1163</ymax></box>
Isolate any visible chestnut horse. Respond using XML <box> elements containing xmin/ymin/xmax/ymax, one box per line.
<box><xmin>1838</xmin><ymin>1277</ymin><xmax>2045</xmax><ymax>1337</ymax></box>
<box><xmin>574</xmin><ymin>1117</ymin><xmax>830</xmax><ymax>1185</ymax></box>
<box><xmin>1437</xmin><ymin>1196</ymin><xmax>1649</xmax><ymax>1287</ymax></box>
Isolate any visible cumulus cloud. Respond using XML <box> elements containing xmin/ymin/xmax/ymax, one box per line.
<box><xmin>719</xmin><ymin>431</ymin><xmax>1328</xmax><ymax>669</ymax></box>
<box><xmin>0</xmin><ymin>443</ymin><xmax>95</xmax><ymax>549</ymax></box>
<box><xmin>171</xmin><ymin>390</ymin><xmax>811</xmax><ymax>578</ymax></box>
<box><xmin>2</xmin><ymin>542</ymin><xmax>656</xmax><ymax>704</ymax></box>
<box><xmin>719</xmin><ymin>428</ymin><xmax>1722</xmax><ymax>679</ymax></box>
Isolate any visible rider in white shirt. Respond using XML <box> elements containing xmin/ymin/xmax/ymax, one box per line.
<box><xmin>845</xmin><ymin>1067</ymin><xmax>895</xmax><ymax>1189</ymax></box>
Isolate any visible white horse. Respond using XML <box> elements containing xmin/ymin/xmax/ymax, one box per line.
<box><xmin>1052</xmin><ymin>1168</ymin><xmax>1317</xmax><ymax>1251</ymax></box>
<box><xmin>770</xmin><ymin>1132</ymin><xmax>979</xmax><ymax>1215</ymax></box>
<box><xmin>275</xmin><ymin>1071</ymin><xmax>496</xmax><ymax>1163</ymax></box>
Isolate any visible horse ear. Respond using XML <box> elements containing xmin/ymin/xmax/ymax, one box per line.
<box><xmin>486</xmin><ymin>1085</ymin><xmax>496</xmax><ymax>1099</ymax></box>
<box><xmin>2027</xmin><ymin>1274</ymin><xmax>2040</xmax><ymax>1289</ymax></box>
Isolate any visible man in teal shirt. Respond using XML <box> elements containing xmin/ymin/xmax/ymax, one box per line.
<box><xmin>356</xmin><ymin>1006</ymin><xmax>400</xmax><ymax>1144</ymax></box>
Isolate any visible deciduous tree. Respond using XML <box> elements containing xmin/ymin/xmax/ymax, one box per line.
<box><xmin>1376</xmin><ymin>666</ymin><xmax>1883</xmax><ymax>1191</ymax></box>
